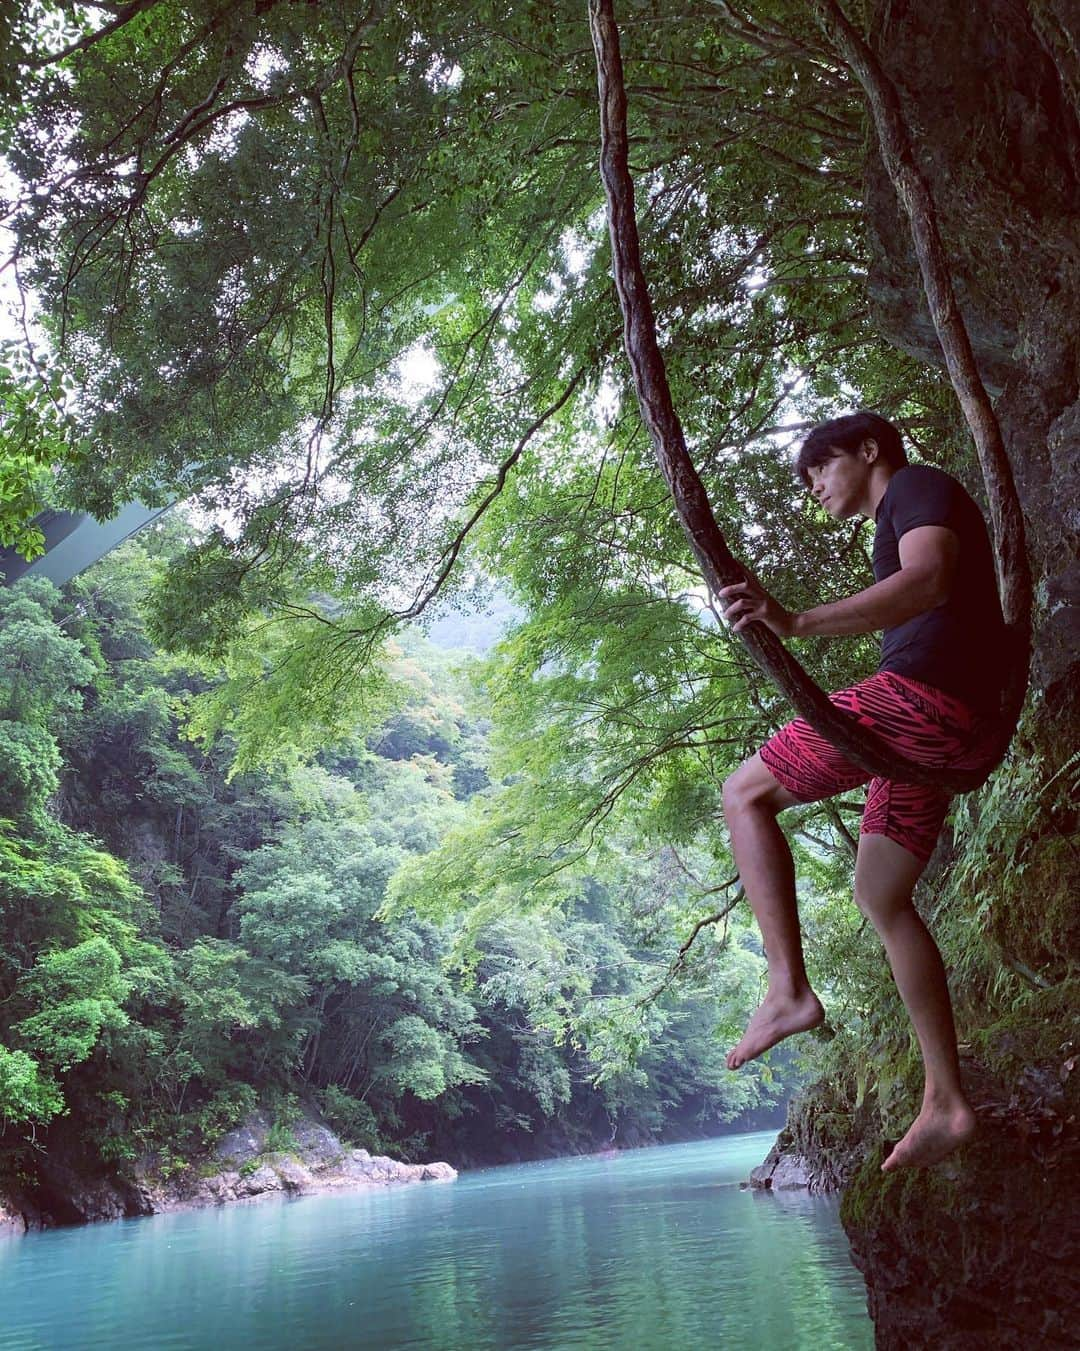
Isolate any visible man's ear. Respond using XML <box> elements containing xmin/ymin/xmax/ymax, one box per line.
<box><xmin>861</xmin><ymin>437</ymin><xmax>879</xmax><ymax>464</ymax></box>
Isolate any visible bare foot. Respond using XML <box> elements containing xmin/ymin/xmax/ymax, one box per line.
<box><xmin>880</xmin><ymin>1100</ymin><xmax>976</xmax><ymax>1172</ymax></box>
<box><xmin>726</xmin><ymin>989</ymin><xmax>826</xmax><ymax>1069</ymax></box>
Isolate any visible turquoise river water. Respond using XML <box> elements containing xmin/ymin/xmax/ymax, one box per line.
<box><xmin>1</xmin><ymin>1129</ymin><xmax>873</xmax><ymax>1350</ymax></box>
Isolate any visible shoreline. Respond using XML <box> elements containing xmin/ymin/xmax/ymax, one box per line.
<box><xmin>0</xmin><ymin>1111</ymin><xmax>457</xmax><ymax>1240</ymax></box>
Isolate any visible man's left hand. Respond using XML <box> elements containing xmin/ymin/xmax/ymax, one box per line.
<box><xmin>718</xmin><ymin>573</ymin><xmax>798</xmax><ymax>638</ymax></box>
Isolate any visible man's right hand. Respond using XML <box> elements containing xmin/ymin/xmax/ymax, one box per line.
<box><xmin>718</xmin><ymin>574</ymin><xmax>799</xmax><ymax>638</ymax></box>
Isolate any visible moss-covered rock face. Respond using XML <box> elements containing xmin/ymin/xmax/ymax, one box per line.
<box><xmin>790</xmin><ymin>2</ymin><xmax>1080</xmax><ymax>1344</ymax></box>
<box><xmin>839</xmin><ymin>1070</ymin><xmax>1079</xmax><ymax>1349</ymax></box>
<box><xmin>789</xmin><ymin>981</ymin><xmax>1079</xmax><ymax>1346</ymax></box>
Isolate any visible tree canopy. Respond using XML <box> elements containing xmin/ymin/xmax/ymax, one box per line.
<box><xmin>4</xmin><ymin>0</ymin><xmax>971</xmax><ymax>715</ymax></box>
<box><xmin>2</xmin><ymin>3</ymin><xmax>1076</xmax><ymax>1213</ymax></box>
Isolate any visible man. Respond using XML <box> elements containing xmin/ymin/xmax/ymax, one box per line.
<box><xmin>718</xmin><ymin>410</ymin><xmax>1004</xmax><ymax>1172</ymax></box>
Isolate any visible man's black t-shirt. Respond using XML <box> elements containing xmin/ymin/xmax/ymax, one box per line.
<box><xmin>873</xmin><ymin>464</ymin><xmax>1006</xmax><ymax>713</ymax></box>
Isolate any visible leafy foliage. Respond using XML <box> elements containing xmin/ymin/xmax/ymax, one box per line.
<box><xmin>0</xmin><ymin>539</ymin><xmax>802</xmax><ymax>1188</ymax></box>
<box><xmin>2</xmin><ymin>2</ymin><xmax>1071</xmax><ymax>1199</ymax></box>
<box><xmin>4</xmin><ymin>0</ymin><xmax>969</xmax><ymax>735</ymax></box>
<box><xmin>0</xmin><ymin>342</ymin><xmax>80</xmax><ymax>561</ymax></box>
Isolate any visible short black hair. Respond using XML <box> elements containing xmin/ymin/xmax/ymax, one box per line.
<box><xmin>795</xmin><ymin>411</ymin><xmax>907</xmax><ymax>487</ymax></box>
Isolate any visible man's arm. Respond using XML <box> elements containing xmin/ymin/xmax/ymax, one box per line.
<box><xmin>720</xmin><ymin>526</ymin><xmax>959</xmax><ymax>638</ymax></box>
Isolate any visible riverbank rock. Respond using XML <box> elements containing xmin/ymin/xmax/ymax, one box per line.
<box><xmin>835</xmin><ymin>992</ymin><xmax>1079</xmax><ymax>1348</ymax></box>
<box><xmin>0</xmin><ymin>1108</ymin><xmax>456</xmax><ymax>1237</ymax></box>
<box><xmin>138</xmin><ymin>1110</ymin><xmax>457</xmax><ymax>1214</ymax></box>
<box><xmin>747</xmin><ymin>1139</ymin><xmax>816</xmax><ymax>1192</ymax></box>
<box><xmin>747</xmin><ymin>1075</ymin><xmax>878</xmax><ymax>1197</ymax></box>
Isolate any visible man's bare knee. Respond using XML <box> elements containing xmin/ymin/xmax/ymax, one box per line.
<box><xmin>853</xmin><ymin>888</ymin><xmax>919</xmax><ymax>938</ymax></box>
<box><xmin>854</xmin><ymin>834</ymin><xmax>925</xmax><ymax>930</ymax></box>
<box><xmin>723</xmin><ymin>754</ymin><xmax>796</xmax><ymax>819</ymax></box>
<box><xmin>853</xmin><ymin>873</ymin><xmax>919</xmax><ymax>934</ymax></box>
<box><xmin>722</xmin><ymin>762</ymin><xmax>765</xmax><ymax>818</ymax></box>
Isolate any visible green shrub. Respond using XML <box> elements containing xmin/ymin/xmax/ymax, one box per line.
<box><xmin>318</xmin><ymin>1085</ymin><xmax>384</xmax><ymax>1152</ymax></box>
<box><xmin>191</xmin><ymin>1083</ymin><xmax>258</xmax><ymax>1151</ymax></box>
<box><xmin>265</xmin><ymin>1120</ymin><xmax>299</xmax><ymax>1154</ymax></box>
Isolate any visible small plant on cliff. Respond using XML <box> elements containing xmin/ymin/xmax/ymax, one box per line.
<box><xmin>265</xmin><ymin>1122</ymin><xmax>299</xmax><ymax>1154</ymax></box>
<box><xmin>318</xmin><ymin>1086</ymin><xmax>385</xmax><ymax>1154</ymax></box>
<box><xmin>264</xmin><ymin>1090</ymin><xmax>303</xmax><ymax>1154</ymax></box>
<box><xmin>946</xmin><ymin>737</ymin><xmax>1080</xmax><ymax>989</ymax></box>
<box><xmin>157</xmin><ymin>1152</ymin><xmax>190</xmax><ymax>1182</ymax></box>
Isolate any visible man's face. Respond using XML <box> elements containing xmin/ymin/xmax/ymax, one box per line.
<box><xmin>806</xmin><ymin>446</ymin><xmax>873</xmax><ymax>519</ymax></box>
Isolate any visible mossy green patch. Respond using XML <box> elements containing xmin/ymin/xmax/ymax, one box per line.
<box><xmin>987</xmin><ymin>833</ymin><xmax>1080</xmax><ymax>976</ymax></box>
<box><xmin>839</xmin><ymin>1139</ymin><xmax>966</xmax><ymax>1237</ymax></box>
<box><xmin>973</xmin><ymin>976</ymin><xmax>1080</xmax><ymax>1109</ymax></box>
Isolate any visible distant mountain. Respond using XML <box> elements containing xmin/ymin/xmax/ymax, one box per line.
<box><xmin>421</xmin><ymin>590</ymin><xmax>522</xmax><ymax>653</ymax></box>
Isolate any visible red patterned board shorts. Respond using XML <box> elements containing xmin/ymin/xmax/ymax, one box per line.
<box><xmin>758</xmin><ymin>671</ymin><xmax>995</xmax><ymax>866</ymax></box>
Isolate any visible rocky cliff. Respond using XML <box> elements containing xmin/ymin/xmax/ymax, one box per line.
<box><xmin>0</xmin><ymin>1108</ymin><xmax>455</xmax><ymax>1239</ymax></box>
<box><xmin>754</xmin><ymin>1002</ymin><xmax>1078</xmax><ymax>1347</ymax></box>
<box><xmin>757</xmin><ymin>3</ymin><xmax>1080</xmax><ymax>1346</ymax></box>
<box><xmin>865</xmin><ymin>0</ymin><xmax>1080</xmax><ymax>697</ymax></box>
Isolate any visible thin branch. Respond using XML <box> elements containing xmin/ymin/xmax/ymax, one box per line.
<box><xmin>26</xmin><ymin>0</ymin><xmax>164</xmax><ymax>68</ymax></box>
<box><xmin>388</xmin><ymin>369</ymin><xmax>588</xmax><ymax>624</ymax></box>
<box><xmin>588</xmin><ymin>0</ymin><xmax>996</xmax><ymax>793</ymax></box>
<box><xmin>635</xmin><ymin>882</ymin><xmax>746</xmax><ymax>1007</ymax></box>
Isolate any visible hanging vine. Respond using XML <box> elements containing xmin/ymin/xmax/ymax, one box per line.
<box><xmin>587</xmin><ymin>0</ymin><xmax>1032</xmax><ymax>791</ymax></box>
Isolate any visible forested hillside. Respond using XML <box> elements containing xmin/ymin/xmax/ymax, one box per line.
<box><xmin>0</xmin><ymin>527</ymin><xmax>820</xmax><ymax>1196</ymax></box>
<box><xmin>1</xmin><ymin>2</ymin><xmax>1077</xmax><ymax>1342</ymax></box>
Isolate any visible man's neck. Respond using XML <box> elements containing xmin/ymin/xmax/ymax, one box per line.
<box><xmin>863</xmin><ymin>463</ymin><xmax>898</xmax><ymax>520</ymax></box>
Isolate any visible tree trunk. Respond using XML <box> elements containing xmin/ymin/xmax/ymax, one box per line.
<box><xmin>812</xmin><ymin>0</ymin><xmax>1032</xmax><ymax>760</ymax></box>
<box><xmin>587</xmin><ymin>0</ymin><xmax>1025</xmax><ymax>793</ymax></box>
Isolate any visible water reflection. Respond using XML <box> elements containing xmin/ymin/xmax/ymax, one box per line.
<box><xmin>1</xmin><ymin>1132</ymin><xmax>871</xmax><ymax>1350</ymax></box>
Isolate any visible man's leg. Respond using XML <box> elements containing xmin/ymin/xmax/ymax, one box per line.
<box><xmin>722</xmin><ymin>752</ymin><xmax>827</xmax><ymax>1070</ymax></box>
<box><xmin>853</xmin><ymin>833</ymin><xmax>976</xmax><ymax>1171</ymax></box>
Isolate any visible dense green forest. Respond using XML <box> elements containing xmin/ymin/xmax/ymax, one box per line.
<box><xmin>2</xmin><ymin>525</ymin><xmax>845</xmax><ymax>1181</ymax></box>
<box><xmin>0</xmin><ymin>0</ymin><xmax>1075</xmax><ymax>1276</ymax></box>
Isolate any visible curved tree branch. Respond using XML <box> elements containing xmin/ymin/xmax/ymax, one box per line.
<box><xmin>390</xmin><ymin>367</ymin><xmax>588</xmax><ymax>623</ymax></box>
<box><xmin>635</xmin><ymin>879</ymin><xmax>745</xmax><ymax>1009</ymax></box>
<box><xmin>587</xmin><ymin>0</ymin><xmax>996</xmax><ymax>793</ymax></box>
<box><xmin>812</xmin><ymin>0</ymin><xmax>1032</xmax><ymax>764</ymax></box>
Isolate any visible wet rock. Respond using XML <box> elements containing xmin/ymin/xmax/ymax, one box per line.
<box><xmin>0</xmin><ymin>1199</ymin><xmax>27</xmax><ymax>1238</ymax></box>
<box><xmin>768</xmin><ymin>1153</ymin><xmax>815</xmax><ymax>1190</ymax></box>
<box><xmin>749</xmin><ymin>1144</ymin><xmax>817</xmax><ymax>1191</ymax></box>
<box><xmin>749</xmin><ymin>1077</ymin><xmax>877</xmax><ymax>1198</ymax></box>
<box><xmin>421</xmin><ymin>1162</ymin><xmax>456</xmax><ymax>1182</ymax></box>
<box><xmin>0</xmin><ymin>1108</ymin><xmax>456</xmax><ymax>1237</ymax></box>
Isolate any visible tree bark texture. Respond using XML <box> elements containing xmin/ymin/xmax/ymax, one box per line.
<box><xmin>587</xmin><ymin>0</ymin><xmax>999</xmax><ymax>792</ymax></box>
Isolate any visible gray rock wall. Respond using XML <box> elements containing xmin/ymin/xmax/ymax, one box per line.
<box><xmin>864</xmin><ymin>0</ymin><xmax>1080</xmax><ymax>698</ymax></box>
<box><xmin>753</xmin><ymin>8</ymin><xmax>1080</xmax><ymax>1344</ymax></box>
<box><xmin>847</xmin><ymin>8</ymin><xmax>1079</xmax><ymax>1342</ymax></box>
<box><xmin>0</xmin><ymin>1108</ymin><xmax>455</xmax><ymax>1237</ymax></box>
